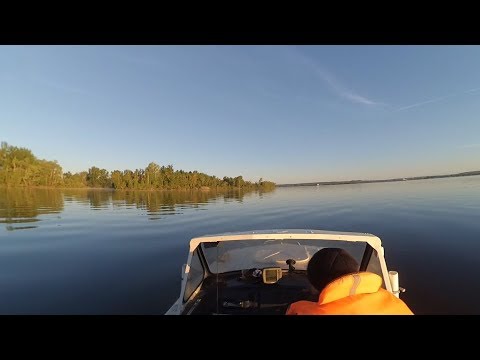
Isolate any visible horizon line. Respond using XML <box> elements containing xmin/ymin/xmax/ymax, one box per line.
<box><xmin>277</xmin><ymin>169</ymin><xmax>480</xmax><ymax>186</ymax></box>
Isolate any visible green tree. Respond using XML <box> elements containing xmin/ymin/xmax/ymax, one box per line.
<box><xmin>0</xmin><ymin>142</ymin><xmax>276</xmax><ymax>191</ymax></box>
<box><xmin>86</xmin><ymin>167</ymin><xmax>111</xmax><ymax>188</ymax></box>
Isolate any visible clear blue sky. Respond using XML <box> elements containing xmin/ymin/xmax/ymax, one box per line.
<box><xmin>1</xmin><ymin>45</ymin><xmax>480</xmax><ymax>184</ymax></box>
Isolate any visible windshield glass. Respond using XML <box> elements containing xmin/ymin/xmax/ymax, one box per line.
<box><xmin>201</xmin><ymin>239</ymin><xmax>367</xmax><ymax>274</ymax></box>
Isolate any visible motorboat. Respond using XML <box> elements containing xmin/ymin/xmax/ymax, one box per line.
<box><xmin>165</xmin><ymin>229</ymin><xmax>405</xmax><ymax>315</ymax></box>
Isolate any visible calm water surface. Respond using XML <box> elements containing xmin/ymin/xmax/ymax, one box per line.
<box><xmin>1</xmin><ymin>176</ymin><xmax>480</xmax><ymax>314</ymax></box>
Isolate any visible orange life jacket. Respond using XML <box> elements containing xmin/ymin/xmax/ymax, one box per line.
<box><xmin>286</xmin><ymin>272</ymin><xmax>413</xmax><ymax>315</ymax></box>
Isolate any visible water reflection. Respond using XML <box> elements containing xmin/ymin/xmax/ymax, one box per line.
<box><xmin>63</xmin><ymin>189</ymin><xmax>113</xmax><ymax>209</ymax></box>
<box><xmin>222</xmin><ymin>189</ymin><xmax>245</xmax><ymax>203</ymax></box>
<box><xmin>1</xmin><ymin>188</ymin><xmax>275</xmax><ymax>229</ymax></box>
<box><xmin>0</xmin><ymin>188</ymin><xmax>63</xmax><ymax>231</ymax></box>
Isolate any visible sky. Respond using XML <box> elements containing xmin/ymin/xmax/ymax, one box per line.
<box><xmin>1</xmin><ymin>45</ymin><xmax>480</xmax><ymax>184</ymax></box>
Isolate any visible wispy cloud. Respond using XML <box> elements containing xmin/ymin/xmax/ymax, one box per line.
<box><xmin>395</xmin><ymin>87</ymin><xmax>480</xmax><ymax>112</ymax></box>
<box><xmin>466</xmin><ymin>87</ymin><xmax>480</xmax><ymax>93</ymax></box>
<box><xmin>395</xmin><ymin>94</ymin><xmax>456</xmax><ymax>112</ymax></box>
<box><xmin>289</xmin><ymin>48</ymin><xmax>381</xmax><ymax>106</ymax></box>
<box><xmin>291</xmin><ymin>47</ymin><xmax>480</xmax><ymax>112</ymax></box>
<box><xmin>342</xmin><ymin>92</ymin><xmax>378</xmax><ymax>105</ymax></box>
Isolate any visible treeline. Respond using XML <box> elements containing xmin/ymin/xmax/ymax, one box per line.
<box><xmin>0</xmin><ymin>142</ymin><xmax>276</xmax><ymax>190</ymax></box>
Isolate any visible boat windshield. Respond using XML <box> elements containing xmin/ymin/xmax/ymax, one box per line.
<box><xmin>200</xmin><ymin>239</ymin><xmax>367</xmax><ymax>274</ymax></box>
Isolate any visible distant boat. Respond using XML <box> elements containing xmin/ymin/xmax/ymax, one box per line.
<box><xmin>316</xmin><ymin>183</ymin><xmax>320</xmax><ymax>186</ymax></box>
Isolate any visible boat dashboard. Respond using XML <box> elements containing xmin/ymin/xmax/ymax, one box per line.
<box><xmin>181</xmin><ymin>267</ymin><xmax>319</xmax><ymax>315</ymax></box>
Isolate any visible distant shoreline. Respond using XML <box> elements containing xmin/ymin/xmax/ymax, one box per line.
<box><xmin>278</xmin><ymin>171</ymin><xmax>480</xmax><ymax>187</ymax></box>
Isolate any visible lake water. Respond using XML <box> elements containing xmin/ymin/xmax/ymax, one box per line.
<box><xmin>1</xmin><ymin>176</ymin><xmax>480</xmax><ymax>314</ymax></box>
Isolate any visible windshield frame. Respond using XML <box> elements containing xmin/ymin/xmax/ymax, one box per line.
<box><xmin>179</xmin><ymin>230</ymin><xmax>392</xmax><ymax>305</ymax></box>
